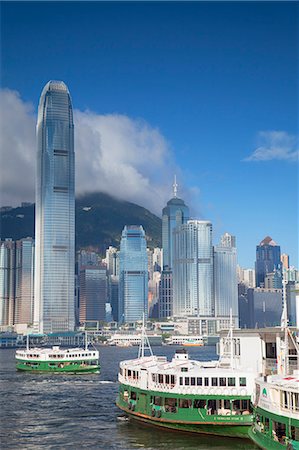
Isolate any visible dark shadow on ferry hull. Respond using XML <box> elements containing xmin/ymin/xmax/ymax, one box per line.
<box><xmin>116</xmin><ymin>402</ymin><xmax>252</xmax><ymax>440</ymax></box>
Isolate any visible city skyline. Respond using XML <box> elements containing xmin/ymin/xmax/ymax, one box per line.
<box><xmin>0</xmin><ymin>1</ymin><xmax>298</xmax><ymax>268</ymax></box>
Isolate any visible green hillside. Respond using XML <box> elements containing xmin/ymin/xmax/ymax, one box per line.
<box><xmin>0</xmin><ymin>192</ymin><xmax>162</xmax><ymax>253</ymax></box>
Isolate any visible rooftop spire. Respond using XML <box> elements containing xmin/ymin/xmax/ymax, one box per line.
<box><xmin>173</xmin><ymin>175</ymin><xmax>178</xmax><ymax>198</ymax></box>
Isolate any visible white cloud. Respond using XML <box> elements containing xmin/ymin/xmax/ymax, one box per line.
<box><xmin>0</xmin><ymin>88</ymin><xmax>186</xmax><ymax>214</ymax></box>
<box><xmin>244</xmin><ymin>131</ymin><xmax>298</xmax><ymax>162</ymax></box>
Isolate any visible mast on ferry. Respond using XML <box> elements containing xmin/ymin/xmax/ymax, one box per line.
<box><xmin>138</xmin><ymin>313</ymin><xmax>153</xmax><ymax>359</ymax></box>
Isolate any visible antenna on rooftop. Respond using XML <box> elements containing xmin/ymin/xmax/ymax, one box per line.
<box><xmin>173</xmin><ymin>175</ymin><xmax>178</xmax><ymax>198</ymax></box>
<box><xmin>138</xmin><ymin>313</ymin><xmax>153</xmax><ymax>359</ymax></box>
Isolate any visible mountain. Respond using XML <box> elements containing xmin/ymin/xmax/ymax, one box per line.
<box><xmin>0</xmin><ymin>192</ymin><xmax>162</xmax><ymax>253</ymax></box>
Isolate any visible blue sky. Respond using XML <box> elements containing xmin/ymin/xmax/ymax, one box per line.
<box><xmin>1</xmin><ymin>1</ymin><xmax>298</xmax><ymax>268</ymax></box>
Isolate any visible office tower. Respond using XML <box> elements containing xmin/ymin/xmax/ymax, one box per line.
<box><xmin>159</xmin><ymin>269</ymin><xmax>173</xmax><ymax>318</ymax></box>
<box><xmin>281</xmin><ymin>253</ymin><xmax>290</xmax><ymax>270</ymax></box>
<box><xmin>152</xmin><ymin>247</ymin><xmax>162</xmax><ymax>272</ymax></box>
<box><xmin>0</xmin><ymin>239</ymin><xmax>16</xmax><ymax>326</ymax></box>
<box><xmin>119</xmin><ymin>225</ymin><xmax>148</xmax><ymax>323</ymax></box>
<box><xmin>109</xmin><ymin>275</ymin><xmax>119</xmax><ymax>322</ymax></box>
<box><xmin>162</xmin><ymin>178</ymin><xmax>189</xmax><ymax>270</ymax></box>
<box><xmin>34</xmin><ymin>81</ymin><xmax>75</xmax><ymax>334</ymax></box>
<box><xmin>255</xmin><ymin>236</ymin><xmax>281</xmax><ymax>288</ymax></box>
<box><xmin>105</xmin><ymin>246</ymin><xmax>119</xmax><ymax>276</ymax></box>
<box><xmin>79</xmin><ymin>265</ymin><xmax>107</xmax><ymax>323</ymax></box>
<box><xmin>214</xmin><ymin>233</ymin><xmax>238</xmax><ymax>327</ymax></box>
<box><xmin>78</xmin><ymin>250</ymin><xmax>99</xmax><ymax>268</ymax></box>
<box><xmin>14</xmin><ymin>238</ymin><xmax>35</xmax><ymax>325</ymax></box>
<box><xmin>173</xmin><ymin>220</ymin><xmax>214</xmax><ymax>317</ymax></box>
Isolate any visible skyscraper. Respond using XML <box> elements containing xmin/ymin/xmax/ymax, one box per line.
<box><xmin>15</xmin><ymin>238</ymin><xmax>35</xmax><ymax>325</ymax></box>
<box><xmin>79</xmin><ymin>265</ymin><xmax>107</xmax><ymax>323</ymax></box>
<box><xmin>34</xmin><ymin>81</ymin><xmax>75</xmax><ymax>334</ymax></box>
<box><xmin>255</xmin><ymin>236</ymin><xmax>281</xmax><ymax>288</ymax></box>
<box><xmin>173</xmin><ymin>220</ymin><xmax>214</xmax><ymax>317</ymax></box>
<box><xmin>214</xmin><ymin>233</ymin><xmax>238</xmax><ymax>327</ymax></box>
<box><xmin>162</xmin><ymin>178</ymin><xmax>189</xmax><ymax>271</ymax></box>
<box><xmin>119</xmin><ymin>225</ymin><xmax>148</xmax><ymax>323</ymax></box>
<box><xmin>0</xmin><ymin>239</ymin><xmax>16</xmax><ymax>326</ymax></box>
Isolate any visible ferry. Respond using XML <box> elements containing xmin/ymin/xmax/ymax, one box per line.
<box><xmin>16</xmin><ymin>335</ymin><xmax>100</xmax><ymax>373</ymax></box>
<box><xmin>249</xmin><ymin>281</ymin><xmax>299</xmax><ymax>449</ymax></box>
<box><xmin>116</xmin><ymin>316</ymin><xmax>258</xmax><ymax>439</ymax></box>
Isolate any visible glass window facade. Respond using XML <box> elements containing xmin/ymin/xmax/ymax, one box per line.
<box><xmin>34</xmin><ymin>81</ymin><xmax>75</xmax><ymax>333</ymax></box>
<box><xmin>118</xmin><ymin>226</ymin><xmax>148</xmax><ymax>323</ymax></box>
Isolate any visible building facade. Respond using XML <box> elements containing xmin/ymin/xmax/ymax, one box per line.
<box><xmin>118</xmin><ymin>226</ymin><xmax>148</xmax><ymax>323</ymax></box>
<box><xmin>34</xmin><ymin>81</ymin><xmax>75</xmax><ymax>334</ymax></box>
<box><xmin>214</xmin><ymin>233</ymin><xmax>238</xmax><ymax>327</ymax></box>
<box><xmin>173</xmin><ymin>220</ymin><xmax>214</xmax><ymax>317</ymax></box>
<box><xmin>79</xmin><ymin>265</ymin><xmax>107</xmax><ymax>323</ymax></box>
<box><xmin>255</xmin><ymin>236</ymin><xmax>281</xmax><ymax>288</ymax></box>
<box><xmin>14</xmin><ymin>238</ymin><xmax>35</xmax><ymax>325</ymax></box>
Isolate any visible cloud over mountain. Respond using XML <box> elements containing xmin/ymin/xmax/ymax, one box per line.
<box><xmin>0</xmin><ymin>88</ymin><xmax>181</xmax><ymax>214</ymax></box>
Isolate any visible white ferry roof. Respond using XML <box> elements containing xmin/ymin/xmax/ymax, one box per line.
<box><xmin>120</xmin><ymin>354</ymin><xmax>256</xmax><ymax>376</ymax></box>
<box><xmin>258</xmin><ymin>373</ymin><xmax>299</xmax><ymax>391</ymax></box>
<box><xmin>16</xmin><ymin>346</ymin><xmax>99</xmax><ymax>358</ymax></box>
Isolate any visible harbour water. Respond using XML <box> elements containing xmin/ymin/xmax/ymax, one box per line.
<box><xmin>0</xmin><ymin>345</ymin><xmax>257</xmax><ymax>449</ymax></box>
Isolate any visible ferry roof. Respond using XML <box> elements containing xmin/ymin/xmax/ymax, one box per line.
<box><xmin>16</xmin><ymin>346</ymin><xmax>96</xmax><ymax>355</ymax></box>
<box><xmin>258</xmin><ymin>373</ymin><xmax>299</xmax><ymax>391</ymax></box>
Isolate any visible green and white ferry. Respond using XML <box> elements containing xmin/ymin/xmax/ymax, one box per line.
<box><xmin>16</xmin><ymin>335</ymin><xmax>100</xmax><ymax>373</ymax></box>
<box><xmin>116</xmin><ymin>318</ymin><xmax>258</xmax><ymax>439</ymax></box>
<box><xmin>249</xmin><ymin>281</ymin><xmax>299</xmax><ymax>449</ymax></box>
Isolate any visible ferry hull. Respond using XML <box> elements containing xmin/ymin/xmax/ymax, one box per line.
<box><xmin>16</xmin><ymin>360</ymin><xmax>100</xmax><ymax>373</ymax></box>
<box><xmin>117</xmin><ymin>401</ymin><xmax>251</xmax><ymax>439</ymax></box>
<box><xmin>248</xmin><ymin>427</ymin><xmax>286</xmax><ymax>450</ymax></box>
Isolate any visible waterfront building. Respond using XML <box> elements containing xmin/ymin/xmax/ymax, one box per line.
<box><xmin>109</xmin><ymin>275</ymin><xmax>119</xmax><ymax>322</ymax></box>
<box><xmin>14</xmin><ymin>238</ymin><xmax>35</xmax><ymax>325</ymax></box>
<box><xmin>173</xmin><ymin>220</ymin><xmax>214</xmax><ymax>317</ymax></box>
<box><xmin>118</xmin><ymin>225</ymin><xmax>148</xmax><ymax>323</ymax></box>
<box><xmin>105</xmin><ymin>246</ymin><xmax>119</xmax><ymax>276</ymax></box>
<box><xmin>281</xmin><ymin>253</ymin><xmax>289</xmax><ymax>270</ymax></box>
<box><xmin>214</xmin><ymin>233</ymin><xmax>238</xmax><ymax>327</ymax></box>
<box><xmin>34</xmin><ymin>81</ymin><xmax>75</xmax><ymax>334</ymax></box>
<box><xmin>255</xmin><ymin>236</ymin><xmax>281</xmax><ymax>288</ymax></box>
<box><xmin>79</xmin><ymin>265</ymin><xmax>107</xmax><ymax>323</ymax></box>
<box><xmin>0</xmin><ymin>239</ymin><xmax>16</xmax><ymax>326</ymax></box>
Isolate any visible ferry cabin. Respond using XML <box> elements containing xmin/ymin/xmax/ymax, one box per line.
<box><xmin>117</xmin><ymin>351</ymin><xmax>257</xmax><ymax>438</ymax></box>
<box><xmin>249</xmin><ymin>374</ymin><xmax>299</xmax><ymax>449</ymax></box>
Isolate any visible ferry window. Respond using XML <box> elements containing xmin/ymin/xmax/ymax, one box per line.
<box><xmin>219</xmin><ymin>377</ymin><xmax>226</xmax><ymax>387</ymax></box>
<box><xmin>185</xmin><ymin>377</ymin><xmax>190</xmax><ymax>386</ymax></box>
<box><xmin>228</xmin><ymin>377</ymin><xmax>236</xmax><ymax>386</ymax></box>
<box><xmin>197</xmin><ymin>377</ymin><xmax>202</xmax><ymax>386</ymax></box>
<box><xmin>171</xmin><ymin>375</ymin><xmax>175</xmax><ymax>385</ymax></box>
<box><xmin>152</xmin><ymin>373</ymin><xmax>157</xmax><ymax>382</ymax></box>
<box><xmin>128</xmin><ymin>370</ymin><xmax>131</xmax><ymax>377</ymax></box>
<box><xmin>165</xmin><ymin>374</ymin><xmax>170</xmax><ymax>384</ymax></box>
<box><xmin>181</xmin><ymin>367</ymin><xmax>188</xmax><ymax>372</ymax></box>
<box><xmin>207</xmin><ymin>400</ymin><xmax>217</xmax><ymax>415</ymax></box>
<box><xmin>224</xmin><ymin>399</ymin><xmax>230</xmax><ymax>409</ymax></box>
<box><xmin>264</xmin><ymin>417</ymin><xmax>269</xmax><ymax>430</ymax></box>
<box><xmin>266</xmin><ymin>342</ymin><xmax>277</xmax><ymax>359</ymax></box>
<box><xmin>179</xmin><ymin>377</ymin><xmax>183</xmax><ymax>386</ymax></box>
<box><xmin>154</xmin><ymin>396</ymin><xmax>162</xmax><ymax>406</ymax></box>
<box><xmin>165</xmin><ymin>397</ymin><xmax>177</xmax><ymax>413</ymax></box>
<box><xmin>291</xmin><ymin>426</ymin><xmax>298</xmax><ymax>440</ymax></box>
<box><xmin>212</xmin><ymin>378</ymin><xmax>218</xmax><ymax>387</ymax></box>
<box><xmin>130</xmin><ymin>391</ymin><xmax>137</xmax><ymax>400</ymax></box>
<box><xmin>191</xmin><ymin>377</ymin><xmax>196</xmax><ymax>386</ymax></box>
<box><xmin>204</xmin><ymin>377</ymin><xmax>209</xmax><ymax>386</ymax></box>
<box><xmin>194</xmin><ymin>399</ymin><xmax>206</xmax><ymax>408</ymax></box>
<box><xmin>239</xmin><ymin>377</ymin><xmax>246</xmax><ymax>387</ymax></box>
<box><xmin>179</xmin><ymin>399</ymin><xmax>192</xmax><ymax>408</ymax></box>
<box><xmin>158</xmin><ymin>374</ymin><xmax>164</xmax><ymax>384</ymax></box>
<box><xmin>294</xmin><ymin>393</ymin><xmax>299</xmax><ymax>411</ymax></box>
<box><xmin>232</xmin><ymin>400</ymin><xmax>241</xmax><ymax>414</ymax></box>
<box><xmin>241</xmin><ymin>400</ymin><xmax>250</xmax><ymax>411</ymax></box>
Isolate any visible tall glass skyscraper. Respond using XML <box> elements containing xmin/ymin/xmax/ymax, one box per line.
<box><xmin>118</xmin><ymin>226</ymin><xmax>148</xmax><ymax>323</ymax></box>
<box><xmin>173</xmin><ymin>220</ymin><xmax>214</xmax><ymax>317</ymax></box>
<box><xmin>255</xmin><ymin>236</ymin><xmax>281</xmax><ymax>288</ymax></box>
<box><xmin>34</xmin><ymin>81</ymin><xmax>75</xmax><ymax>334</ymax></box>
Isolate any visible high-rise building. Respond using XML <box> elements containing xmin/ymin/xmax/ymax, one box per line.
<box><xmin>14</xmin><ymin>238</ymin><xmax>35</xmax><ymax>325</ymax></box>
<box><xmin>78</xmin><ymin>250</ymin><xmax>99</xmax><ymax>268</ymax></box>
<box><xmin>0</xmin><ymin>239</ymin><xmax>16</xmax><ymax>326</ymax></box>
<box><xmin>255</xmin><ymin>236</ymin><xmax>281</xmax><ymax>288</ymax></box>
<box><xmin>79</xmin><ymin>265</ymin><xmax>107</xmax><ymax>323</ymax></box>
<box><xmin>162</xmin><ymin>178</ymin><xmax>189</xmax><ymax>271</ymax></box>
<box><xmin>105</xmin><ymin>246</ymin><xmax>119</xmax><ymax>276</ymax></box>
<box><xmin>159</xmin><ymin>269</ymin><xmax>173</xmax><ymax>318</ymax></box>
<box><xmin>214</xmin><ymin>233</ymin><xmax>238</xmax><ymax>327</ymax></box>
<box><xmin>118</xmin><ymin>225</ymin><xmax>148</xmax><ymax>323</ymax></box>
<box><xmin>34</xmin><ymin>81</ymin><xmax>75</xmax><ymax>334</ymax></box>
<box><xmin>173</xmin><ymin>220</ymin><xmax>214</xmax><ymax>317</ymax></box>
<box><xmin>281</xmin><ymin>253</ymin><xmax>290</xmax><ymax>270</ymax></box>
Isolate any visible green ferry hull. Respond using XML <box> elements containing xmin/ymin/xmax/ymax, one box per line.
<box><xmin>16</xmin><ymin>360</ymin><xmax>100</xmax><ymax>373</ymax></box>
<box><xmin>117</xmin><ymin>401</ymin><xmax>251</xmax><ymax>439</ymax></box>
<box><xmin>248</xmin><ymin>427</ymin><xmax>286</xmax><ymax>450</ymax></box>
